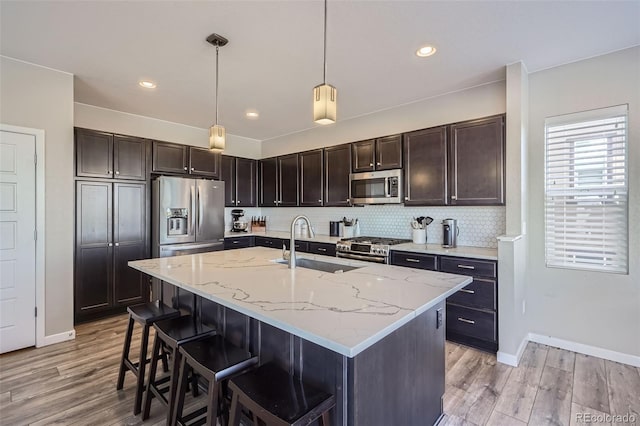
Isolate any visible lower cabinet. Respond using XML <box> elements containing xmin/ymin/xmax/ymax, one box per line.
<box><xmin>390</xmin><ymin>251</ymin><xmax>498</xmax><ymax>352</ymax></box>
<box><xmin>223</xmin><ymin>236</ymin><xmax>255</xmax><ymax>250</ymax></box>
<box><xmin>254</xmin><ymin>236</ymin><xmax>283</xmax><ymax>249</ymax></box>
<box><xmin>282</xmin><ymin>240</ymin><xmax>309</xmax><ymax>252</ymax></box>
<box><xmin>253</xmin><ymin>236</ymin><xmax>335</xmax><ymax>257</ymax></box>
<box><xmin>75</xmin><ymin>181</ymin><xmax>149</xmax><ymax>323</ymax></box>
<box><xmin>308</xmin><ymin>242</ymin><xmax>336</xmax><ymax>257</ymax></box>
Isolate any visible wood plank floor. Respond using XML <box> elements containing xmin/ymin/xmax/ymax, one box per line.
<box><xmin>1</xmin><ymin>315</ymin><xmax>639</xmax><ymax>425</ymax></box>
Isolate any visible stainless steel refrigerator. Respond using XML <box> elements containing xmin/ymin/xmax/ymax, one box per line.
<box><xmin>152</xmin><ymin>176</ymin><xmax>225</xmax><ymax>258</ymax></box>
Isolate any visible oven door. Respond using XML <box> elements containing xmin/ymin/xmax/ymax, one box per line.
<box><xmin>337</xmin><ymin>251</ymin><xmax>387</xmax><ymax>264</ymax></box>
<box><xmin>349</xmin><ymin>170</ymin><xmax>402</xmax><ymax>204</ymax></box>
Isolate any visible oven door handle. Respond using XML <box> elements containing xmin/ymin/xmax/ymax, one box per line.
<box><xmin>337</xmin><ymin>251</ymin><xmax>387</xmax><ymax>263</ymax></box>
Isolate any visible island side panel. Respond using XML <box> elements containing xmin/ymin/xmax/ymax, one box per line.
<box><xmin>348</xmin><ymin>301</ymin><xmax>446</xmax><ymax>426</ymax></box>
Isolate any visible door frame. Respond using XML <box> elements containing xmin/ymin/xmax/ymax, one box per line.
<box><xmin>0</xmin><ymin>124</ymin><xmax>46</xmax><ymax>348</ymax></box>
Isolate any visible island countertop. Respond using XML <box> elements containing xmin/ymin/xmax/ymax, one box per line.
<box><xmin>129</xmin><ymin>247</ymin><xmax>471</xmax><ymax>357</ymax></box>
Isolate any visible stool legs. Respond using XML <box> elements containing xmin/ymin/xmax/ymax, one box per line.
<box><xmin>116</xmin><ymin>316</ymin><xmax>134</xmax><ymax>390</ymax></box>
<box><xmin>172</xmin><ymin>356</ymin><xmax>189</xmax><ymax>426</ymax></box>
<box><xmin>134</xmin><ymin>323</ymin><xmax>150</xmax><ymax>415</ymax></box>
<box><xmin>142</xmin><ymin>332</ymin><xmax>162</xmax><ymax>420</ymax></box>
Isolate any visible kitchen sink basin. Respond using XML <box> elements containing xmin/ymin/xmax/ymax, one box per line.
<box><xmin>277</xmin><ymin>258</ymin><xmax>361</xmax><ymax>273</ymax></box>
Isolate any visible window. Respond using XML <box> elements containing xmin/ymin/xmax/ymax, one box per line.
<box><xmin>544</xmin><ymin>105</ymin><xmax>628</xmax><ymax>274</ymax></box>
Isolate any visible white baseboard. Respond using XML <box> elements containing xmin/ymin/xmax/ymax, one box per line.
<box><xmin>497</xmin><ymin>335</ymin><xmax>529</xmax><ymax>366</ymax></box>
<box><xmin>528</xmin><ymin>333</ymin><xmax>640</xmax><ymax>368</ymax></box>
<box><xmin>38</xmin><ymin>329</ymin><xmax>76</xmax><ymax>347</ymax></box>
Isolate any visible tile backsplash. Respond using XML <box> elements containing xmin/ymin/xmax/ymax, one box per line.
<box><xmin>226</xmin><ymin>205</ymin><xmax>505</xmax><ymax>248</ymax></box>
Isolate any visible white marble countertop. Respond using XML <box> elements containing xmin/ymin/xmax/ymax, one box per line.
<box><xmin>129</xmin><ymin>247</ymin><xmax>471</xmax><ymax>357</ymax></box>
<box><xmin>224</xmin><ymin>230</ymin><xmax>342</xmax><ymax>244</ymax></box>
<box><xmin>390</xmin><ymin>243</ymin><xmax>498</xmax><ymax>261</ymax></box>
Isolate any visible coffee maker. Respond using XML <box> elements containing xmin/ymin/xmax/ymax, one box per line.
<box><xmin>442</xmin><ymin>218</ymin><xmax>459</xmax><ymax>248</ymax></box>
<box><xmin>231</xmin><ymin>209</ymin><xmax>248</xmax><ymax>232</ymax></box>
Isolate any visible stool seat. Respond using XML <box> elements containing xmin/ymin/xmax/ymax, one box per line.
<box><xmin>154</xmin><ymin>315</ymin><xmax>216</xmax><ymax>347</ymax></box>
<box><xmin>229</xmin><ymin>363</ymin><xmax>335</xmax><ymax>425</ymax></box>
<box><xmin>179</xmin><ymin>335</ymin><xmax>258</xmax><ymax>382</ymax></box>
<box><xmin>127</xmin><ymin>301</ymin><xmax>181</xmax><ymax>325</ymax></box>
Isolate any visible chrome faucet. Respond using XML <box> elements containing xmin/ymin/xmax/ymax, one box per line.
<box><xmin>288</xmin><ymin>215</ymin><xmax>315</xmax><ymax>269</ymax></box>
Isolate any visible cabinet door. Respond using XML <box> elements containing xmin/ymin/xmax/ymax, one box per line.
<box><xmin>324</xmin><ymin>144</ymin><xmax>352</xmax><ymax>207</ymax></box>
<box><xmin>152</xmin><ymin>141</ymin><xmax>188</xmax><ymax>174</ymax></box>
<box><xmin>450</xmin><ymin>116</ymin><xmax>505</xmax><ymax>205</ymax></box>
<box><xmin>403</xmin><ymin>127</ymin><xmax>448</xmax><ymax>205</ymax></box>
<box><xmin>221</xmin><ymin>155</ymin><xmax>236</xmax><ymax>207</ymax></box>
<box><xmin>375</xmin><ymin>134</ymin><xmax>402</xmax><ymax>170</ymax></box>
<box><xmin>236</xmin><ymin>157</ymin><xmax>257</xmax><ymax>207</ymax></box>
<box><xmin>75</xmin><ymin>181</ymin><xmax>113</xmax><ymax>316</ymax></box>
<box><xmin>352</xmin><ymin>140</ymin><xmax>375</xmax><ymax>172</ymax></box>
<box><xmin>114</xmin><ymin>135</ymin><xmax>147</xmax><ymax>180</ymax></box>
<box><xmin>189</xmin><ymin>146</ymin><xmax>220</xmax><ymax>178</ymax></box>
<box><xmin>76</xmin><ymin>129</ymin><xmax>114</xmax><ymax>178</ymax></box>
<box><xmin>113</xmin><ymin>183</ymin><xmax>148</xmax><ymax>306</ymax></box>
<box><xmin>299</xmin><ymin>149</ymin><xmax>323</xmax><ymax>206</ymax></box>
<box><xmin>278</xmin><ymin>154</ymin><xmax>299</xmax><ymax>207</ymax></box>
<box><xmin>259</xmin><ymin>157</ymin><xmax>278</xmax><ymax>207</ymax></box>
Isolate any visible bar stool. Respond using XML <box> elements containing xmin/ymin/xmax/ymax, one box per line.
<box><xmin>228</xmin><ymin>363</ymin><xmax>335</xmax><ymax>426</ymax></box>
<box><xmin>172</xmin><ymin>335</ymin><xmax>259</xmax><ymax>426</ymax></box>
<box><xmin>142</xmin><ymin>315</ymin><xmax>216</xmax><ymax>424</ymax></box>
<box><xmin>116</xmin><ymin>300</ymin><xmax>181</xmax><ymax>415</ymax></box>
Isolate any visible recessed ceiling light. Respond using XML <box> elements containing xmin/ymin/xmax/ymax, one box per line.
<box><xmin>245</xmin><ymin>110</ymin><xmax>259</xmax><ymax>119</ymax></box>
<box><xmin>138</xmin><ymin>80</ymin><xmax>157</xmax><ymax>89</ymax></box>
<box><xmin>416</xmin><ymin>45</ymin><xmax>437</xmax><ymax>57</ymax></box>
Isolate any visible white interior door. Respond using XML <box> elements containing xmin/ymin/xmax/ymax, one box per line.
<box><xmin>0</xmin><ymin>130</ymin><xmax>36</xmax><ymax>353</ymax></box>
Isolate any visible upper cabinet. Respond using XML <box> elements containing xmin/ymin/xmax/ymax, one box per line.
<box><xmin>352</xmin><ymin>135</ymin><xmax>402</xmax><ymax>172</ymax></box>
<box><xmin>299</xmin><ymin>149</ymin><xmax>324</xmax><ymax>207</ymax></box>
<box><xmin>222</xmin><ymin>155</ymin><xmax>257</xmax><ymax>207</ymax></box>
<box><xmin>449</xmin><ymin>115</ymin><xmax>505</xmax><ymax>205</ymax></box>
<box><xmin>258</xmin><ymin>154</ymin><xmax>299</xmax><ymax>207</ymax></box>
<box><xmin>258</xmin><ymin>157</ymin><xmax>279</xmax><ymax>207</ymax></box>
<box><xmin>324</xmin><ymin>144</ymin><xmax>352</xmax><ymax>207</ymax></box>
<box><xmin>152</xmin><ymin>141</ymin><xmax>220</xmax><ymax>178</ymax></box>
<box><xmin>403</xmin><ymin>126</ymin><xmax>448</xmax><ymax>206</ymax></box>
<box><xmin>76</xmin><ymin>128</ymin><xmax>147</xmax><ymax>180</ymax></box>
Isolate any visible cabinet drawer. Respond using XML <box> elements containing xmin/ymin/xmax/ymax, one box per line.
<box><xmin>446</xmin><ymin>304</ymin><xmax>496</xmax><ymax>342</ymax></box>
<box><xmin>308</xmin><ymin>242</ymin><xmax>336</xmax><ymax>257</ymax></box>
<box><xmin>224</xmin><ymin>236</ymin><xmax>254</xmax><ymax>250</ymax></box>
<box><xmin>254</xmin><ymin>236</ymin><xmax>282</xmax><ymax>248</ymax></box>
<box><xmin>447</xmin><ymin>278</ymin><xmax>496</xmax><ymax>310</ymax></box>
<box><xmin>283</xmin><ymin>240</ymin><xmax>309</xmax><ymax>252</ymax></box>
<box><xmin>440</xmin><ymin>256</ymin><xmax>496</xmax><ymax>278</ymax></box>
<box><xmin>390</xmin><ymin>251</ymin><xmax>437</xmax><ymax>271</ymax></box>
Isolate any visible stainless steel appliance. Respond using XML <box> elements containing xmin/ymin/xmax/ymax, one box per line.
<box><xmin>442</xmin><ymin>218</ymin><xmax>459</xmax><ymax>248</ymax></box>
<box><xmin>336</xmin><ymin>236</ymin><xmax>410</xmax><ymax>263</ymax></box>
<box><xmin>152</xmin><ymin>176</ymin><xmax>225</xmax><ymax>257</ymax></box>
<box><xmin>349</xmin><ymin>169</ymin><xmax>402</xmax><ymax>204</ymax></box>
<box><xmin>230</xmin><ymin>209</ymin><xmax>248</xmax><ymax>232</ymax></box>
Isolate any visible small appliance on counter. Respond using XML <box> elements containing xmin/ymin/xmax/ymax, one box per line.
<box><xmin>442</xmin><ymin>218</ymin><xmax>459</xmax><ymax>248</ymax></box>
<box><xmin>231</xmin><ymin>209</ymin><xmax>248</xmax><ymax>232</ymax></box>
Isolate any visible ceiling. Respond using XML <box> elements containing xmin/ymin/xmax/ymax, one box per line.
<box><xmin>1</xmin><ymin>1</ymin><xmax>639</xmax><ymax>141</ymax></box>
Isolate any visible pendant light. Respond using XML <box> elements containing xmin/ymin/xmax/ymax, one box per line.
<box><xmin>313</xmin><ymin>0</ymin><xmax>337</xmax><ymax>125</ymax></box>
<box><xmin>207</xmin><ymin>33</ymin><xmax>228</xmax><ymax>151</ymax></box>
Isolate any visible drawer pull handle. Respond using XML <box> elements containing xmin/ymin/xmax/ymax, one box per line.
<box><xmin>406</xmin><ymin>258</ymin><xmax>420</xmax><ymax>263</ymax></box>
<box><xmin>233</xmin><ymin>241</ymin><xmax>239</xmax><ymax>244</ymax></box>
<box><xmin>457</xmin><ymin>317</ymin><xmax>475</xmax><ymax>325</ymax></box>
<box><xmin>459</xmin><ymin>289</ymin><xmax>475</xmax><ymax>294</ymax></box>
<box><xmin>318</xmin><ymin>248</ymin><xmax>327</xmax><ymax>252</ymax></box>
<box><xmin>457</xmin><ymin>264</ymin><xmax>475</xmax><ymax>270</ymax></box>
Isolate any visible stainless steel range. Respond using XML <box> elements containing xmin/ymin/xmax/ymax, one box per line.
<box><xmin>336</xmin><ymin>236</ymin><xmax>411</xmax><ymax>264</ymax></box>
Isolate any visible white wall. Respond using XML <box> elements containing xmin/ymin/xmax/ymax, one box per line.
<box><xmin>74</xmin><ymin>103</ymin><xmax>262</xmax><ymax>159</ymax></box>
<box><xmin>526</xmin><ymin>47</ymin><xmax>640</xmax><ymax>359</ymax></box>
<box><xmin>0</xmin><ymin>56</ymin><xmax>75</xmax><ymax>336</ymax></box>
<box><xmin>261</xmin><ymin>81</ymin><xmax>506</xmax><ymax>157</ymax></box>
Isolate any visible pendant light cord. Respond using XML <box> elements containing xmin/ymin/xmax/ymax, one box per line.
<box><xmin>323</xmin><ymin>0</ymin><xmax>327</xmax><ymax>84</ymax></box>
<box><xmin>215</xmin><ymin>45</ymin><xmax>219</xmax><ymax>125</ymax></box>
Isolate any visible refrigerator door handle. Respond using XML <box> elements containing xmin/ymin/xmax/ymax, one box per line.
<box><xmin>190</xmin><ymin>184</ymin><xmax>196</xmax><ymax>236</ymax></box>
<box><xmin>197</xmin><ymin>185</ymin><xmax>203</xmax><ymax>233</ymax></box>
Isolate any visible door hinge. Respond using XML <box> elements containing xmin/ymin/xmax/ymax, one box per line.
<box><xmin>35</xmin><ymin>306</ymin><xmax>37</xmax><ymax>317</ymax></box>
<box><xmin>34</xmin><ymin>153</ymin><xmax>37</xmax><ymax>165</ymax></box>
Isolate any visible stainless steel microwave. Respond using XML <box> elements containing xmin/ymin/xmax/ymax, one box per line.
<box><xmin>349</xmin><ymin>169</ymin><xmax>402</xmax><ymax>204</ymax></box>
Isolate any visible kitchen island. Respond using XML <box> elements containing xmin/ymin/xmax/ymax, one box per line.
<box><xmin>129</xmin><ymin>247</ymin><xmax>472</xmax><ymax>425</ymax></box>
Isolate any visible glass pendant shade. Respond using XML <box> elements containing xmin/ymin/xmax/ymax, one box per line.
<box><xmin>313</xmin><ymin>83</ymin><xmax>337</xmax><ymax>125</ymax></box>
<box><xmin>209</xmin><ymin>124</ymin><xmax>225</xmax><ymax>151</ymax></box>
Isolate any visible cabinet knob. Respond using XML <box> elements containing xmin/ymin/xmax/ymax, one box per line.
<box><xmin>115</xmin><ymin>171</ymin><xmax>120</xmax><ymax>175</ymax></box>
<box><xmin>107</xmin><ymin>170</ymin><xmax>112</xmax><ymax>174</ymax></box>
<box><xmin>108</xmin><ymin>243</ymin><xmax>113</xmax><ymax>247</ymax></box>
<box><xmin>318</xmin><ymin>199</ymin><xmax>322</xmax><ymax>203</ymax></box>
<box><xmin>376</xmin><ymin>162</ymin><xmax>381</xmax><ymax>166</ymax></box>
<box><xmin>184</xmin><ymin>167</ymin><xmax>188</xmax><ymax>171</ymax></box>
<box><xmin>231</xmin><ymin>200</ymin><xmax>234</xmax><ymax>203</ymax></box>
<box><xmin>191</xmin><ymin>167</ymin><xmax>195</xmax><ymax>171</ymax></box>
<box><xmin>115</xmin><ymin>242</ymin><xmax>120</xmax><ymax>247</ymax></box>
<box><xmin>451</xmin><ymin>195</ymin><xmax>458</xmax><ymax>200</ymax></box>
<box><xmin>274</xmin><ymin>201</ymin><xmax>278</xmax><ymax>204</ymax></box>
<box><xmin>237</xmin><ymin>200</ymin><xmax>240</xmax><ymax>204</ymax></box>
<box><xmin>405</xmin><ymin>196</ymin><xmax>409</xmax><ymax>200</ymax></box>
<box><xmin>369</xmin><ymin>163</ymin><xmax>374</xmax><ymax>167</ymax></box>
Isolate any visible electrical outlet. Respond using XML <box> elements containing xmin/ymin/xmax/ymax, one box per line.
<box><xmin>522</xmin><ymin>300</ymin><xmax>526</xmax><ymax>314</ymax></box>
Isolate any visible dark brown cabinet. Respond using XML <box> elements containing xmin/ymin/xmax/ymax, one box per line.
<box><xmin>222</xmin><ymin>155</ymin><xmax>257</xmax><ymax>207</ymax></box>
<box><xmin>189</xmin><ymin>146</ymin><xmax>220</xmax><ymax>178</ymax></box>
<box><xmin>152</xmin><ymin>142</ymin><xmax>221</xmax><ymax>178</ymax></box>
<box><xmin>403</xmin><ymin>126</ymin><xmax>448</xmax><ymax>206</ymax></box>
<box><xmin>259</xmin><ymin>155</ymin><xmax>299</xmax><ymax>207</ymax></box>
<box><xmin>324</xmin><ymin>144</ymin><xmax>352</xmax><ymax>207</ymax></box>
<box><xmin>299</xmin><ymin>149</ymin><xmax>324</xmax><ymax>206</ymax></box>
<box><xmin>352</xmin><ymin>135</ymin><xmax>402</xmax><ymax>172</ymax></box>
<box><xmin>449</xmin><ymin>115</ymin><xmax>505</xmax><ymax>205</ymax></box>
<box><xmin>76</xmin><ymin>129</ymin><xmax>147</xmax><ymax>180</ymax></box>
<box><xmin>75</xmin><ymin>181</ymin><xmax>149</xmax><ymax>322</ymax></box>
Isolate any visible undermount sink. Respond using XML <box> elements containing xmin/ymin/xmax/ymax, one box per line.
<box><xmin>277</xmin><ymin>258</ymin><xmax>361</xmax><ymax>273</ymax></box>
